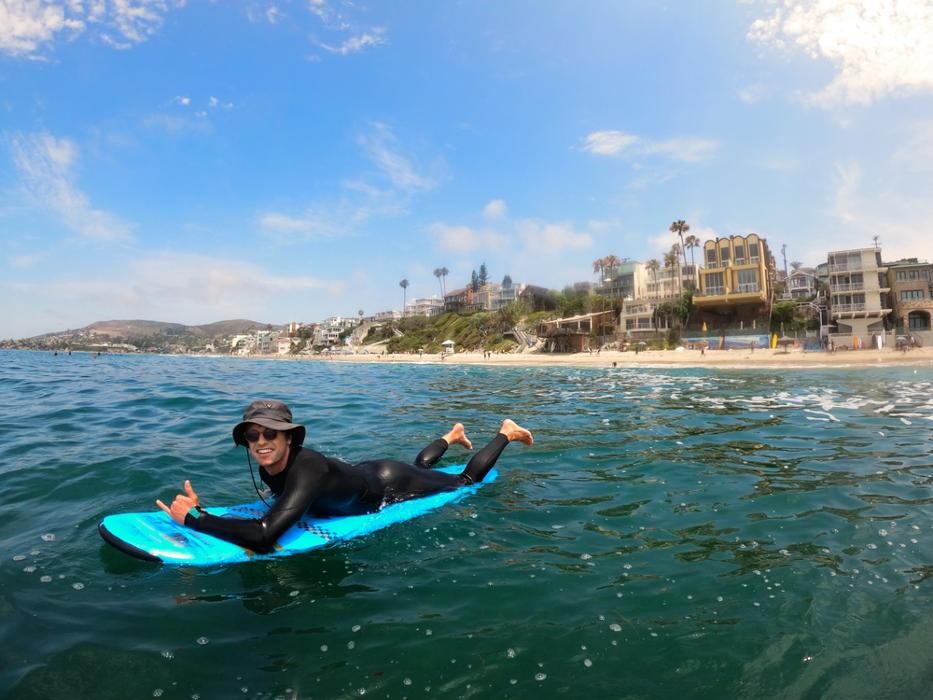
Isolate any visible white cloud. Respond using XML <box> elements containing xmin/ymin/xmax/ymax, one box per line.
<box><xmin>516</xmin><ymin>220</ymin><xmax>592</xmax><ymax>253</ymax></box>
<box><xmin>483</xmin><ymin>199</ymin><xmax>507</xmax><ymax>220</ymax></box>
<box><xmin>173</xmin><ymin>95</ymin><xmax>191</xmax><ymax>106</ymax></box>
<box><xmin>2</xmin><ymin>251</ymin><xmax>343</xmax><ymax>336</ymax></box>
<box><xmin>0</xmin><ymin>0</ymin><xmax>182</xmax><ymax>57</ymax></box>
<box><xmin>814</xmin><ymin>156</ymin><xmax>933</xmax><ymax>263</ymax></box>
<box><xmin>258</xmin><ymin>210</ymin><xmax>347</xmax><ymax>242</ymax></box>
<box><xmin>316</xmin><ymin>29</ymin><xmax>385</xmax><ymax>55</ymax></box>
<box><xmin>737</xmin><ymin>83</ymin><xmax>769</xmax><ymax>104</ymax></box>
<box><xmin>427</xmin><ymin>223</ymin><xmax>507</xmax><ymax>253</ymax></box>
<box><xmin>582</xmin><ymin>130</ymin><xmax>719</xmax><ymax>162</ymax></box>
<box><xmin>10</xmin><ymin>131</ymin><xmax>134</xmax><ymax>242</ymax></box>
<box><xmin>748</xmin><ymin>0</ymin><xmax>933</xmax><ymax>106</ymax></box>
<box><xmin>357</xmin><ymin>122</ymin><xmax>437</xmax><ymax>193</ymax></box>
<box><xmin>581</xmin><ymin>130</ymin><xmax>639</xmax><ymax>156</ymax></box>
<box><xmin>0</xmin><ymin>0</ymin><xmax>84</xmax><ymax>56</ymax></box>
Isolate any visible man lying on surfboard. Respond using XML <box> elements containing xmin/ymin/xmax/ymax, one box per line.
<box><xmin>157</xmin><ymin>400</ymin><xmax>533</xmax><ymax>553</ymax></box>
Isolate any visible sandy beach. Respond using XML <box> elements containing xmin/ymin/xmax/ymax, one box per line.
<box><xmin>311</xmin><ymin>345</ymin><xmax>933</xmax><ymax>370</ymax></box>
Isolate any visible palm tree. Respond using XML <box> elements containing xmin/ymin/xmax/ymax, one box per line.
<box><xmin>684</xmin><ymin>234</ymin><xmax>700</xmax><ymax>267</ymax></box>
<box><xmin>399</xmin><ymin>278</ymin><xmax>409</xmax><ymax>316</ymax></box>
<box><xmin>604</xmin><ymin>254</ymin><xmax>621</xmax><ymax>280</ymax></box>
<box><xmin>646</xmin><ymin>258</ymin><xmax>660</xmax><ymax>299</ymax></box>
<box><xmin>433</xmin><ymin>268</ymin><xmax>444</xmax><ymax>297</ymax></box>
<box><xmin>670</xmin><ymin>220</ymin><xmax>689</xmax><ymax>295</ymax></box>
<box><xmin>592</xmin><ymin>256</ymin><xmax>606</xmax><ymax>283</ymax></box>
<box><xmin>790</xmin><ymin>260</ymin><xmax>803</xmax><ymax>272</ymax></box>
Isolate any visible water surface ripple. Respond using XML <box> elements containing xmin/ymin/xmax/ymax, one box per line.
<box><xmin>2</xmin><ymin>350</ymin><xmax>932</xmax><ymax>698</ymax></box>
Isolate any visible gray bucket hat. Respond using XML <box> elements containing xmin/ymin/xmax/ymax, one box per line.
<box><xmin>232</xmin><ymin>399</ymin><xmax>306</xmax><ymax>447</ymax></box>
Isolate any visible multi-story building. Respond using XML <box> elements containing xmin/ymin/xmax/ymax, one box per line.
<box><xmin>492</xmin><ymin>280</ymin><xmax>524</xmax><ymax>310</ymax></box>
<box><xmin>597</xmin><ymin>260</ymin><xmax>643</xmax><ymax>302</ymax></box>
<box><xmin>826</xmin><ymin>247</ymin><xmax>891</xmax><ymax>346</ymax></box>
<box><xmin>784</xmin><ymin>268</ymin><xmax>818</xmax><ymax>299</ymax></box>
<box><xmin>887</xmin><ymin>258</ymin><xmax>933</xmax><ymax>335</ymax></box>
<box><xmin>255</xmin><ymin>330</ymin><xmax>277</xmax><ymax>354</ymax></box>
<box><xmin>694</xmin><ymin>233</ymin><xmax>774</xmax><ymax>320</ymax></box>
<box><xmin>617</xmin><ymin>259</ymin><xmax>698</xmax><ymax>338</ymax></box>
<box><xmin>405</xmin><ymin>297</ymin><xmax>445</xmax><ymax>317</ymax></box>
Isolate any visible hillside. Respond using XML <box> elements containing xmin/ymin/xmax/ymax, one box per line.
<box><xmin>38</xmin><ymin>318</ymin><xmax>275</xmax><ymax>340</ymax></box>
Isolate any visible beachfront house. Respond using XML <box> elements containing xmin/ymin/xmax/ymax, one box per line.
<box><xmin>887</xmin><ymin>258</ymin><xmax>933</xmax><ymax>344</ymax></box>
<box><xmin>405</xmin><ymin>297</ymin><xmax>445</xmax><ymax>317</ymax></box>
<box><xmin>617</xmin><ymin>258</ymin><xmax>698</xmax><ymax>339</ymax></box>
<box><xmin>694</xmin><ymin>233</ymin><xmax>775</xmax><ymax>325</ymax></box>
<box><xmin>826</xmin><ymin>247</ymin><xmax>892</xmax><ymax>349</ymax></box>
<box><xmin>538</xmin><ymin>311</ymin><xmax>616</xmax><ymax>352</ymax></box>
<box><xmin>784</xmin><ymin>268</ymin><xmax>819</xmax><ymax>299</ymax></box>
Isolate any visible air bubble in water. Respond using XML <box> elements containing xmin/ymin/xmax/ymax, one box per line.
<box><xmin>41</xmin><ymin>533</ymin><xmax>56</xmax><ymax>542</ymax></box>
<box><xmin>13</xmin><ymin>554</ymin><xmax>25</xmax><ymax>561</ymax></box>
<box><xmin>40</xmin><ymin>575</ymin><xmax>52</xmax><ymax>583</ymax></box>
<box><xmin>535</xmin><ymin>673</ymin><xmax>547</xmax><ymax>681</ymax></box>
<box><xmin>72</xmin><ymin>582</ymin><xmax>84</xmax><ymax>590</ymax></box>
<box><xmin>196</xmin><ymin>637</ymin><xmax>209</xmax><ymax>645</ymax></box>
<box><xmin>609</xmin><ymin>623</ymin><xmax>622</xmax><ymax>632</ymax></box>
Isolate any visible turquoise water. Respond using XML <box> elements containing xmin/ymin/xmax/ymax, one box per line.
<box><xmin>2</xmin><ymin>349</ymin><xmax>932</xmax><ymax>699</ymax></box>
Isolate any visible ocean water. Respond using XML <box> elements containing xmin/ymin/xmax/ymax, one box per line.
<box><xmin>2</xmin><ymin>349</ymin><xmax>933</xmax><ymax>699</ymax></box>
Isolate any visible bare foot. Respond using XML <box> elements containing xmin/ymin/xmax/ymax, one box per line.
<box><xmin>499</xmin><ymin>419</ymin><xmax>533</xmax><ymax>445</ymax></box>
<box><xmin>443</xmin><ymin>422</ymin><xmax>473</xmax><ymax>450</ymax></box>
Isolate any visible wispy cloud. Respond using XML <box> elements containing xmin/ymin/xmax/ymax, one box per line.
<box><xmin>748</xmin><ymin>0</ymin><xmax>933</xmax><ymax>106</ymax></box>
<box><xmin>0</xmin><ymin>0</ymin><xmax>182</xmax><ymax>58</ymax></box>
<box><xmin>258</xmin><ymin>123</ymin><xmax>437</xmax><ymax>243</ymax></box>
<box><xmin>10</xmin><ymin>131</ymin><xmax>134</xmax><ymax>242</ymax></box>
<box><xmin>357</xmin><ymin>122</ymin><xmax>438</xmax><ymax>193</ymax></box>
<box><xmin>582</xmin><ymin>130</ymin><xmax>719</xmax><ymax>163</ymax></box>
<box><xmin>315</xmin><ymin>29</ymin><xmax>386</xmax><ymax>56</ymax></box>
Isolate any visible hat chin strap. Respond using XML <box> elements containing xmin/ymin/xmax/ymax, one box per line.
<box><xmin>246</xmin><ymin>452</ymin><xmax>272</xmax><ymax>508</ymax></box>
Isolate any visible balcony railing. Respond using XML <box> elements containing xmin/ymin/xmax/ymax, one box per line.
<box><xmin>736</xmin><ymin>283</ymin><xmax>760</xmax><ymax>293</ymax></box>
<box><xmin>702</xmin><ymin>286</ymin><xmax>726</xmax><ymax>296</ymax></box>
<box><xmin>831</xmin><ymin>283</ymin><xmax>864</xmax><ymax>293</ymax></box>
<box><xmin>832</xmin><ymin>302</ymin><xmax>867</xmax><ymax>313</ymax></box>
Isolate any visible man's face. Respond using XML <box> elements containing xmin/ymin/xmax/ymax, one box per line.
<box><xmin>244</xmin><ymin>424</ymin><xmax>291</xmax><ymax>472</ymax></box>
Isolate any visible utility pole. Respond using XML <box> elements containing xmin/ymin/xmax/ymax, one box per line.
<box><xmin>781</xmin><ymin>244</ymin><xmax>788</xmax><ymax>280</ymax></box>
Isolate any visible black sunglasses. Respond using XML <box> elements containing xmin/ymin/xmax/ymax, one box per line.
<box><xmin>244</xmin><ymin>428</ymin><xmax>280</xmax><ymax>443</ymax></box>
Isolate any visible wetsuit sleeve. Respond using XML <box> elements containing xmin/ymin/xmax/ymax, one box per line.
<box><xmin>184</xmin><ymin>452</ymin><xmax>329</xmax><ymax>554</ymax></box>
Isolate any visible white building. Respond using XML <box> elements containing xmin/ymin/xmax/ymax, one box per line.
<box><xmin>404</xmin><ymin>297</ymin><xmax>445</xmax><ymax>317</ymax></box>
<box><xmin>277</xmin><ymin>338</ymin><xmax>295</xmax><ymax>355</ymax></box>
<box><xmin>826</xmin><ymin>247</ymin><xmax>892</xmax><ymax>347</ymax></box>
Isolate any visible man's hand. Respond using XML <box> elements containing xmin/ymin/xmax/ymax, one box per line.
<box><xmin>156</xmin><ymin>480</ymin><xmax>200</xmax><ymax>525</ymax></box>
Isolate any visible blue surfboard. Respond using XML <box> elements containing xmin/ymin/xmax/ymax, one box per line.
<box><xmin>99</xmin><ymin>465</ymin><xmax>497</xmax><ymax>566</ymax></box>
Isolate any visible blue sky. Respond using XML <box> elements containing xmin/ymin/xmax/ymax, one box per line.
<box><xmin>2</xmin><ymin>0</ymin><xmax>932</xmax><ymax>338</ymax></box>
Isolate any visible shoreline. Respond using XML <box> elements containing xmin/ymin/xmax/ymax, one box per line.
<box><xmin>287</xmin><ymin>346</ymin><xmax>933</xmax><ymax>370</ymax></box>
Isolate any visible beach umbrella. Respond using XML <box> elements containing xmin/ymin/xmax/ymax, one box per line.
<box><xmin>777</xmin><ymin>336</ymin><xmax>795</xmax><ymax>353</ymax></box>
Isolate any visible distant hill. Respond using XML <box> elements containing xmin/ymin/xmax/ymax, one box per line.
<box><xmin>35</xmin><ymin>319</ymin><xmax>279</xmax><ymax>340</ymax></box>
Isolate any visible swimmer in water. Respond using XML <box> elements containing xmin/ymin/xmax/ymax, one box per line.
<box><xmin>157</xmin><ymin>400</ymin><xmax>533</xmax><ymax>553</ymax></box>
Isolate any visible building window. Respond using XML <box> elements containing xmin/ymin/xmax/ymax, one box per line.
<box><xmin>720</xmin><ymin>247</ymin><xmax>730</xmax><ymax>262</ymax></box>
<box><xmin>734</xmin><ymin>245</ymin><xmax>746</xmax><ymax>262</ymax></box>
<box><xmin>748</xmin><ymin>242</ymin><xmax>759</xmax><ymax>259</ymax></box>
<box><xmin>900</xmin><ymin>289</ymin><xmax>926</xmax><ymax>301</ymax></box>
<box><xmin>908</xmin><ymin>312</ymin><xmax>931</xmax><ymax>330</ymax></box>
<box><xmin>896</xmin><ymin>270</ymin><xmax>907</xmax><ymax>280</ymax></box>
<box><xmin>737</xmin><ymin>269</ymin><xmax>759</xmax><ymax>292</ymax></box>
<box><xmin>704</xmin><ymin>272</ymin><xmax>725</xmax><ymax>295</ymax></box>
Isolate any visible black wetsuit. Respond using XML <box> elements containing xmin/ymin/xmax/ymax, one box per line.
<box><xmin>185</xmin><ymin>434</ymin><xmax>509</xmax><ymax>553</ymax></box>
